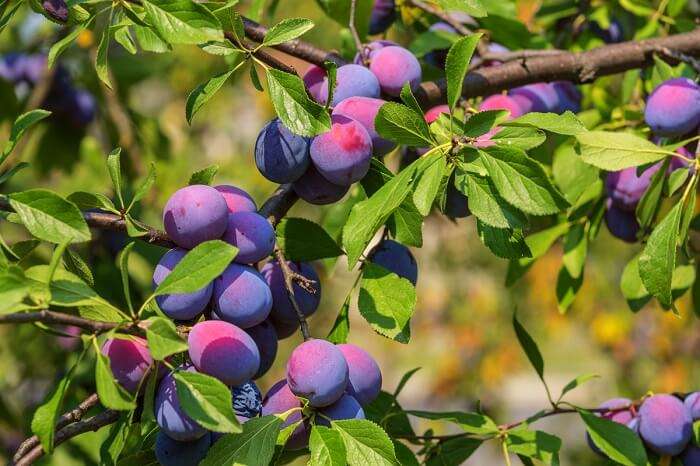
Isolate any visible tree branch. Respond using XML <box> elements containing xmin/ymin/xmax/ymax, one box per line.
<box><xmin>0</xmin><ymin>310</ymin><xmax>127</xmax><ymax>333</ymax></box>
<box><xmin>273</xmin><ymin>248</ymin><xmax>312</xmax><ymax>341</ymax></box>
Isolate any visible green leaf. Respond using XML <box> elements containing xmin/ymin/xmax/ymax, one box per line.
<box><xmin>504</xmin><ymin>111</ymin><xmax>586</xmax><ymax>135</ymax></box>
<box><xmin>558</xmin><ymin>374</ymin><xmax>599</xmax><ymax>401</ymax></box>
<box><xmin>331</xmin><ymin>419</ymin><xmax>399</xmax><ymax>466</ymax></box>
<box><xmin>552</xmin><ymin>143</ymin><xmax>600</xmax><ymax>205</ymax></box>
<box><xmin>262</xmin><ymin>18</ymin><xmax>314</xmax><ymax>46</ymax></box>
<box><xmin>562</xmin><ymin>223</ymin><xmax>587</xmax><ymax>278</ymax></box>
<box><xmin>476</xmin><ymin>221</ymin><xmax>531</xmax><ymax>260</ymax></box>
<box><xmin>152</xmin><ymin>240</ymin><xmax>237</xmax><ymax>296</ymax></box>
<box><xmin>127</xmin><ymin>162</ymin><xmax>157</xmax><ymax>212</ymax></box>
<box><xmin>309</xmin><ymin>425</ymin><xmax>346</xmax><ymax>466</ymax></box>
<box><xmin>0</xmin><ymin>162</ymin><xmax>29</xmax><ymax>186</ymax></box>
<box><xmin>359</xmin><ymin>262</ymin><xmax>416</xmax><ymax>343</ymax></box>
<box><xmin>490</xmin><ymin>126</ymin><xmax>546</xmax><ymax>151</ymax></box>
<box><xmin>265</xmin><ymin>68</ymin><xmax>331</xmax><ymax>137</ymax></box>
<box><xmin>95</xmin><ymin>27</ymin><xmax>113</xmax><ymax>89</ymax></box>
<box><xmin>579</xmin><ymin>409</ymin><xmax>647</xmax><ymax>466</ymax></box>
<box><xmin>118</xmin><ymin>242</ymin><xmax>135</xmax><ymax>315</ymax></box>
<box><xmin>480</xmin><ymin>146</ymin><xmax>569</xmax><ymax>215</ymax></box>
<box><xmin>113</xmin><ymin>25</ymin><xmax>138</xmax><ymax>55</ymax></box>
<box><xmin>638</xmin><ymin>202</ymin><xmax>683</xmax><ymax>307</ymax></box>
<box><xmin>425</xmin><ymin>437</ymin><xmax>482</xmax><ymax>465</ymax></box>
<box><xmin>445</xmin><ymin>34</ymin><xmax>482</xmax><ymax>112</ymax></box>
<box><xmin>513</xmin><ymin>313</ymin><xmax>544</xmax><ymax>379</ymax></box>
<box><xmin>201</xmin><ymin>415</ymin><xmax>281</xmax><ymax>466</ymax></box>
<box><xmin>189</xmin><ymin>164</ymin><xmax>219</xmax><ymax>185</ymax></box>
<box><xmin>576</xmin><ymin>131</ymin><xmax>672</xmax><ymax>171</ymax></box>
<box><xmin>406</xmin><ymin>411</ymin><xmax>499</xmax><ymax>435</ymax></box>
<box><xmin>144</xmin><ymin>316</ymin><xmax>188</xmax><ymax>360</ymax></box>
<box><xmin>275</xmin><ymin>217</ymin><xmax>343</xmax><ymax>261</ymax></box>
<box><xmin>399</xmin><ymin>83</ymin><xmax>426</xmax><ymax>118</ymax></box>
<box><xmin>387</xmin><ymin>199</ymin><xmax>423</xmax><ymax>247</ymax></box>
<box><xmin>9</xmin><ymin>189</ymin><xmax>90</xmax><ymax>244</ymax></box>
<box><xmin>436</xmin><ymin>0</ymin><xmax>487</xmax><ymax>17</ymax></box>
<box><xmin>393</xmin><ymin>441</ymin><xmax>420</xmax><ymax>466</ymax></box>
<box><xmin>143</xmin><ymin>0</ymin><xmax>223</xmax><ymax>44</ymax></box>
<box><xmin>134</xmin><ymin>25</ymin><xmax>172</xmax><ymax>53</ymax></box>
<box><xmin>100</xmin><ymin>414</ymin><xmax>135</xmax><ymax>466</ymax></box>
<box><xmin>63</xmin><ymin>248</ymin><xmax>94</xmax><ymax>286</ymax></box>
<box><xmin>95</xmin><ymin>349</ymin><xmax>137</xmax><ymax>410</ymax></box>
<box><xmin>107</xmin><ymin>148</ymin><xmax>125</xmax><ymax>209</ymax></box>
<box><xmin>505</xmin><ymin>427</ymin><xmax>561</xmax><ymax>466</ymax></box>
<box><xmin>1</xmin><ymin>109</ymin><xmax>51</xmax><ymax>162</ymax></box>
<box><xmin>375</xmin><ymin>102</ymin><xmax>434</xmax><ymax>147</ymax></box>
<box><xmin>327</xmin><ymin>294</ymin><xmax>351</xmax><ymax>344</ymax></box>
<box><xmin>458</xmin><ymin>173</ymin><xmax>527</xmax><ymax>229</ymax></box>
<box><xmin>635</xmin><ymin>159</ymin><xmax>668</xmax><ymax>230</ymax></box>
<box><xmin>67</xmin><ymin>191</ymin><xmax>117</xmax><ymax>212</ymax></box>
<box><xmin>186</xmin><ymin>65</ymin><xmax>240</xmax><ymax>124</ymax></box>
<box><xmin>174</xmin><ymin>370</ymin><xmax>241</xmax><ymax>433</ymax></box>
<box><xmin>412</xmin><ymin>154</ymin><xmax>447</xmax><ymax>216</ymax></box>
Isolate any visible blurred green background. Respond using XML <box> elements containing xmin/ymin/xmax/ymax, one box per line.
<box><xmin>1</xmin><ymin>0</ymin><xmax>699</xmax><ymax>464</ymax></box>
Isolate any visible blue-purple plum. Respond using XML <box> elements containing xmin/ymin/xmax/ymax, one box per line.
<box><xmin>337</xmin><ymin>344</ymin><xmax>381</xmax><ymax>406</ymax></box>
<box><xmin>605</xmin><ymin>165</ymin><xmax>659</xmax><ymax>211</ymax></box>
<box><xmin>444</xmin><ymin>175</ymin><xmax>470</xmax><ymax>219</ymax></box>
<box><xmin>232</xmin><ymin>381</ymin><xmax>262</xmax><ymax>419</ymax></box>
<box><xmin>292</xmin><ymin>164</ymin><xmax>350</xmax><ymax>205</ymax></box>
<box><xmin>479</xmin><ymin>94</ymin><xmax>526</xmax><ymax>119</ymax></box>
<box><xmin>645</xmin><ymin>78</ymin><xmax>700</xmax><ymax>137</ymax></box>
<box><xmin>162</xmin><ymin>185</ymin><xmax>228</xmax><ymax>249</ymax></box>
<box><xmin>368</xmin><ymin>46</ymin><xmax>422</xmax><ymax>97</ymax></box>
<box><xmin>319</xmin><ymin>64</ymin><xmax>380</xmax><ymax>106</ymax></box>
<box><xmin>638</xmin><ymin>394</ymin><xmax>692</xmax><ymax>456</ymax></box>
<box><xmin>155</xmin><ymin>365</ymin><xmax>208</xmax><ymax>441</ymax></box>
<box><xmin>316</xmin><ymin>394</ymin><xmax>365</xmax><ymax>427</ymax></box>
<box><xmin>303</xmin><ymin>64</ymin><xmax>326</xmax><ymax>103</ymax></box>
<box><xmin>605</xmin><ymin>201</ymin><xmax>640</xmax><ymax>243</ymax></box>
<box><xmin>310</xmin><ymin>114</ymin><xmax>373</xmax><ymax>186</ymax></box>
<box><xmin>68</xmin><ymin>89</ymin><xmax>96</xmax><ymax>128</ymax></box>
<box><xmin>551</xmin><ymin>81</ymin><xmax>581</xmax><ymax>113</ymax></box>
<box><xmin>0</xmin><ymin>53</ymin><xmax>28</xmax><ymax>82</ymax></box>
<box><xmin>368</xmin><ymin>239</ymin><xmax>418</xmax><ymax>285</ymax></box>
<box><xmin>212</xmin><ymin>263</ymin><xmax>272</xmax><ymax>328</ymax></box>
<box><xmin>262</xmin><ymin>380</ymin><xmax>308</xmax><ymax>449</ymax></box>
<box><xmin>424</xmin><ymin>22</ymin><xmax>457</xmax><ymax>68</ymax></box>
<box><xmin>254</xmin><ymin>118</ymin><xmax>311</xmax><ymax>183</ymax></box>
<box><xmin>262</xmin><ymin>260</ymin><xmax>321</xmax><ymax>325</ymax></box>
<box><xmin>682</xmin><ymin>445</ymin><xmax>700</xmax><ymax>466</ymax></box>
<box><xmin>101</xmin><ymin>337</ymin><xmax>152</xmax><ymax>393</ymax></box>
<box><xmin>684</xmin><ymin>392</ymin><xmax>700</xmax><ymax>420</ymax></box>
<box><xmin>333</xmin><ymin>96</ymin><xmax>396</xmax><ymax>156</ymax></box>
<box><xmin>221</xmin><ymin>211</ymin><xmax>275</xmax><ymax>264</ymax></box>
<box><xmin>153</xmin><ymin>248</ymin><xmax>213</xmax><ymax>320</ymax></box>
<box><xmin>188</xmin><ymin>320</ymin><xmax>260</xmax><ymax>386</ymax></box>
<box><xmin>155</xmin><ymin>431</ymin><xmax>211</xmax><ymax>466</ymax></box>
<box><xmin>509</xmin><ymin>83</ymin><xmax>560</xmax><ymax>113</ymax></box>
<box><xmin>586</xmin><ymin>398</ymin><xmax>637</xmax><ymax>456</ymax></box>
<box><xmin>286</xmin><ymin>339</ymin><xmax>349</xmax><ymax>407</ymax></box>
<box><xmin>244</xmin><ymin>320</ymin><xmax>278</xmax><ymax>379</ymax></box>
<box><xmin>369</xmin><ymin>0</ymin><xmax>395</xmax><ymax>35</ymax></box>
<box><xmin>214</xmin><ymin>184</ymin><xmax>257</xmax><ymax>213</ymax></box>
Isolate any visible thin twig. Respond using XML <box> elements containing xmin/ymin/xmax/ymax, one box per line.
<box><xmin>653</xmin><ymin>45</ymin><xmax>700</xmax><ymax>74</ymax></box>
<box><xmin>0</xmin><ymin>310</ymin><xmax>123</xmax><ymax>333</ymax></box>
<box><xmin>273</xmin><ymin>248</ymin><xmax>311</xmax><ymax>341</ymax></box>
<box><xmin>348</xmin><ymin>0</ymin><xmax>365</xmax><ymax>60</ymax></box>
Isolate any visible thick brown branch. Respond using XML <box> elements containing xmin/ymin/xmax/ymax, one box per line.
<box><xmin>0</xmin><ymin>310</ymin><xmax>124</xmax><ymax>333</ymax></box>
<box><xmin>273</xmin><ymin>248</ymin><xmax>311</xmax><ymax>340</ymax></box>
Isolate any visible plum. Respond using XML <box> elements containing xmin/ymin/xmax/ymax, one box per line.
<box><xmin>586</xmin><ymin>398</ymin><xmax>638</xmax><ymax>456</ymax></box>
<box><xmin>479</xmin><ymin>94</ymin><xmax>526</xmax><ymax>119</ymax></box>
<box><xmin>332</xmin><ymin>96</ymin><xmax>396</xmax><ymax>156</ymax></box>
<box><xmin>214</xmin><ymin>185</ymin><xmax>257</xmax><ymax>213</ymax></box>
<box><xmin>319</xmin><ymin>64</ymin><xmax>380</xmax><ymax>106</ymax></box>
<box><xmin>604</xmin><ymin>201</ymin><xmax>640</xmax><ymax>243</ymax></box>
<box><xmin>262</xmin><ymin>380</ymin><xmax>308</xmax><ymax>449</ymax></box>
<box><xmin>154</xmin><ymin>431</ymin><xmax>211</xmax><ymax>466</ymax></box>
<box><xmin>292</xmin><ymin>164</ymin><xmax>350</xmax><ymax>205</ymax></box>
<box><xmin>509</xmin><ymin>83</ymin><xmax>560</xmax><ymax>113</ymax></box>
<box><xmin>254</xmin><ymin>119</ymin><xmax>311</xmax><ymax>183</ymax></box>
<box><xmin>368</xmin><ymin>239</ymin><xmax>418</xmax><ymax>285</ymax></box>
<box><xmin>337</xmin><ymin>344</ymin><xmax>382</xmax><ymax>406</ymax></box>
<box><xmin>101</xmin><ymin>337</ymin><xmax>152</xmax><ymax>393</ymax></box>
<box><xmin>162</xmin><ymin>185</ymin><xmax>228</xmax><ymax>249</ymax></box>
<box><xmin>155</xmin><ymin>365</ymin><xmax>208</xmax><ymax>441</ymax></box>
<box><xmin>638</xmin><ymin>394</ymin><xmax>692</xmax><ymax>456</ymax></box>
<box><xmin>303</xmin><ymin>64</ymin><xmax>327</xmax><ymax>103</ymax></box>
<box><xmin>369</xmin><ymin>0</ymin><xmax>395</xmax><ymax>35</ymax></box>
<box><xmin>286</xmin><ymin>339</ymin><xmax>349</xmax><ymax>407</ymax></box>
<box><xmin>221</xmin><ymin>211</ymin><xmax>275</xmax><ymax>264</ymax></box>
<box><xmin>212</xmin><ymin>263</ymin><xmax>273</xmax><ymax>329</ymax></box>
<box><xmin>232</xmin><ymin>381</ymin><xmax>262</xmax><ymax>419</ymax></box>
<box><xmin>644</xmin><ymin>78</ymin><xmax>700</xmax><ymax>137</ymax></box>
<box><xmin>368</xmin><ymin>46</ymin><xmax>422</xmax><ymax>96</ymax></box>
<box><xmin>153</xmin><ymin>248</ymin><xmax>213</xmax><ymax>321</ymax></box>
<box><xmin>605</xmin><ymin>165</ymin><xmax>660</xmax><ymax>211</ymax></box>
<box><xmin>316</xmin><ymin>394</ymin><xmax>365</xmax><ymax>427</ymax></box>
<box><xmin>551</xmin><ymin>81</ymin><xmax>581</xmax><ymax>113</ymax></box>
<box><xmin>243</xmin><ymin>320</ymin><xmax>278</xmax><ymax>379</ymax></box>
<box><xmin>684</xmin><ymin>392</ymin><xmax>700</xmax><ymax>420</ymax></box>
<box><xmin>261</xmin><ymin>260</ymin><xmax>321</xmax><ymax>325</ymax></box>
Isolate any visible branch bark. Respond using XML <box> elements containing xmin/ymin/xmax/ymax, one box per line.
<box><xmin>0</xmin><ymin>310</ymin><xmax>126</xmax><ymax>333</ymax></box>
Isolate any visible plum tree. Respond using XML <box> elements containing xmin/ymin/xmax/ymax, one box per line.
<box><xmin>368</xmin><ymin>0</ymin><xmax>395</xmax><ymax>35</ymax></box>
<box><xmin>221</xmin><ymin>211</ymin><xmax>276</xmax><ymax>264</ymax></box>
<box><xmin>368</xmin><ymin>46</ymin><xmax>422</xmax><ymax>96</ymax></box>
<box><xmin>153</xmin><ymin>248</ymin><xmax>213</xmax><ymax>320</ymax></box>
<box><xmin>261</xmin><ymin>380</ymin><xmax>308</xmax><ymax>449</ymax></box>
<box><xmin>286</xmin><ymin>339</ymin><xmax>349</xmax><ymax>407</ymax></box>
<box><xmin>212</xmin><ymin>263</ymin><xmax>273</xmax><ymax>328</ymax></box>
<box><xmin>644</xmin><ymin>78</ymin><xmax>700</xmax><ymax>137</ymax></box>
<box><xmin>254</xmin><ymin>118</ymin><xmax>311</xmax><ymax>183</ymax></box>
<box><xmin>261</xmin><ymin>259</ymin><xmax>321</xmax><ymax>324</ymax></box>
<box><xmin>551</xmin><ymin>81</ymin><xmax>582</xmax><ymax>113</ymax></box>
<box><xmin>337</xmin><ymin>344</ymin><xmax>382</xmax><ymax>406</ymax></box>
<box><xmin>638</xmin><ymin>394</ymin><xmax>692</xmax><ymax>456</ymax></box>
<box><xmin>309</xmin><ymin>114</ymin><xmax>373</xmax><ymax>186</ymax></box>
<box><xmin>316</xmin><ymin>394</ymin><xmax>365</xmax><ymax>427</ymax></box>
<box><xmin>332</xmin><ymin>96</ymin><xmax>396</xmax><ymax>156</ymax></box>
<box><xmin>187</xmin><ymin>320</ymin><xmax>260</xmax><ymax>386</ymax></box>
<box><xmin>162</xmin><ymin>185</ymin><xmax>228</xmax><ymax>249</ymax></box>
<box><xmin>606</xmin><ymin>166</ymin><xmax>658</xmax><ymax>211</ymax></box>
<box><xmin>101</xmin><ymin>337</ymin><xmax>153</xmax><ymax>393</ymax></box>
<box><xmin>155</xmin><ymin>366</ymin><xmax>208</xmax><ymax>441</ymax></box>
<box><xmin>319</xmin><ymin>64</ymin><xmax>380</xmax><ymax>106</ymax></box>
<box><xmin>368</xmin><ymin>239</ymin><xmax>418</xmax><ymax>285</ymax></box>
<box><xmin>243</xmin><ymin>320</ymin><xmax>278</xmax><ymax>379</ymax></box>
<box><xmin>292</xmin><ymin>164</ymin><xmax>350</xmax><ymax>205</ymax></box>
<box><xmin>154</xmin><ymin>431</ymin><xmax>212</xmax><ymax>466</ymax></box>
<box><xmin>214</xmin><ymin>184</ymin><xmax>257</xmax><ymax>213</ymax></box>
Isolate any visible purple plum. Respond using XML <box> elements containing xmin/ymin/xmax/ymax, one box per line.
<box><xmin>369</xmin><ymin>0</ymin><xmax>395</xmax><ymax>35</ymax></box>
<box><xmin>221</xmin><ymin>211</ymin><xmax>275</xmax><ymax>264</ymax></box>
<box><xmin>638</xmin><ymin>394</ymin><xmax>692</xmax><ymax>456</ymax></box>
<box><xmin>337</xmin><ymin>344</ymin><xmax>382</xmax><ymax>406</ymax></box>
<box><xmin>604</xmin><ymin>200</ymin><xmax>640</xmax><ymax>243</ymax></box>
<box><xmin>261</xmin><ymin>260</ymin><xmax>321</xmax><ymax>325</ymax></box>
<box><xmin>154</xmin><ymin>431</ymin><xmax>211</xmax><ymax>466</ymax></box>
<box><xmin>645</xmin><ymin>78</ymin><xmax>700</xmax><ymax>137</ymax></box>
<box><xmin>286</xmin><ymin>339</ymin><xmax>349</xmax><ymax>407</ymax></box>
<box><xmin>214</xmin><ymin>184</ymin><xmax>257</xmax><ymax>213</ymax></box>
<box><xmin>368</xmin><ymin>239</ymin><xmax>418</xmax><ymax>285</ymax></box>
<box><xmin>316</xmin><ymin>394</ymin><xmax>365</xmax><ymax>427</ymax></box>
<box><xmin>101</xmin><ymin>337</ymin><xmax>153</xmax><ymax>393</ymax></box>
<box><xmin>162</xmin><ymin>185</ymin><xmax>228</xmax><ymax>249</ymax></box>
<box><xmin>212</xmin><ymin>263</ymin><xmax>272</xmax><ymax>329</ymax></box>
<box><xmin>332</xmin><ymin>96</ymin><xmax>396</xmax><ymax>156</ymax></box>
<box><xmin>243</xmin><ymin>320</ymin><xmax>278</xmax><ymax>379</ymax></box>
<box><xmin>368</xmin><ymin>46</ymin><xmax>422</xmax><ymax>96</ymax></box>
<box><xmin>155</xmin><ymin>365</ymin><xmax>208</xmax><ymax>441</ymax></box>
<box><xmin>262</xmin><ymin>380</ymin><xmax>308</xmax><ymax>449</ymax></box>
<box><xmin>153</xmin><ymin>248</ymin><xmax>213</xmax><ymax>320</ymax></box>
<box><xmin>292</xmin><ymin>164</ymin><xmax>350</xmax><ymax>205</ymax></box>
<box><xmin>254</xmin><ymin>118</ymin><xmax>311</xmax><ymax>183</ymax></box>
<box><xmin>319</xmin><ymin>64</ymin><xmax>380</xmax><ymax>106</ymax></box>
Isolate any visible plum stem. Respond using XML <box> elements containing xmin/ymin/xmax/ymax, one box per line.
<box><xmin>348</xmin><ymin>0</ymin><xmax>365</xmax><ymax>62</ymax></box>
<box><xmin>274</xmin><ymin>248</ymin><xmax>312</xmax><ymax>341</ymax></box>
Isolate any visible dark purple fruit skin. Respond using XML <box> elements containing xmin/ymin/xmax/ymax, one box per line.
<box><xmin>261</xmin><ymin>260</ymin><xmax>321</xmax><ymax>325</ymax></box>
<box><xmin>262</xmin><ymin>380</ymin><xmax>308</xmax><ymax>449</ymax></box>
<box><xmin>162</xmin><ymin>185</ymin><xmax>228</xmax><ymax>249</ymax></box>
<box><xmin>604</xmin><ymin>200</ymin><xmax>640</xmax><ymax>243</ymax></box>
<box><xmin>337</xmin><ymin>344</ymin><xmax>382</xmax><ymax>406</ymax></box>
<box><xmin>316</xmin><ymin>394</ymin><xmax>365</xmax><ymax>427</ymax></box>
<box><xmin>101</xmin><ymin>337</ymin><xmax>153</xmax><ymax>393</ymax></box>
<box><xmin>243</xmin><ymin>320</ymin><xmax>278</xmax><ymax>379</ymax></box>
<box><xmin>155</xmin><ymin>365</ymin><xmax>208</xmax><ymax>442</ymax></box>
<box><xmin>254</xmin><ymin>118</ymin><xmax>311</xmax><ymax>183</ymax></box>
<box><xmin>292</xmin><ymin>164</ymin><xmax>349</xmax><ymax>205</ymax></box>
<box><xmin>42</xmin><ymin>0</ymin><xmax>68</xmax><ymax>23</ymax></box>
<box><xmin>368</xmin><ymin>0</ymin><xmax>395</xmax><ymax>35</ymax></box>
<box><xmin>154</xmin><ymin>432</ymin><xmax>212</xmax><ymax>466</ymax></box>
<box><xmin>368</xmin><ymin>239</ymin><xmax>418</xmax><ymax>285</ymax></box>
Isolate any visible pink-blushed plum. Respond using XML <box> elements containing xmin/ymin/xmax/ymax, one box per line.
<box><xmin>682</xmin><ymin>444</ymin><xmax>700</xmax><ymax>466</ymax></box>
<box><xmin>354</xmin><ymin>40</ymin><xmax>398</xmax><ymax>64</ymax></box>
<box><xmin>333</xmin><ymin>96</ymin><xmax>396</xmax><ymax>156</ymax></box>
<box><xmin>319</xmin><ymin>64</ymin><xmax>380</xmax><ymax>106</ymax></box>
<box><xmin>369</xmin><ymin>0</ymin><xmax>395</xmax><ymax>35</ymax></box>
<box><xmin>605</xmin><ymin>201</ymin><xmax>640</xmax><ymax>243</ymax></box>
<box><xmin>262</xmin><ymin>380</ymin><xmax>308</xmax><ymax>449</ymax></box>
<box><xmin>286</xmin><ymin>339</ymin><xmax>349</xmax><ymax>407</ymax></box>
<box><xmin>214</xmin><ymin>185</ymin><xmax>256</xmax><ymax>213</ymax></box>
<box><xmin>293</xmin><ymin>164</ymin><xmax>350</xmax><ymax>205</ymax></box>
<box><xmin>425</xmin><ymin>104</ymin><xmax>450</xmax><ymax>124</ymax></box>
<box><xmin>212</xmin><ymin>263</ymin><xmax>272</xmax><ymax>329</ymax></box>
<box><xmin>369</xmin><ymin>46</ymin><xmax>422</xmax><ymax>97</ymax></box>
<box><xmin>244</xmin><ymin>320</ymin><xmax>278</xmax><ymax>379</ymax></box>
<box><xmin>551</xmin><ymin>81</ymin><xmax>582</xmax><ymax>113</ymax></box>
<box><xmin>271</xmin><ymin>316</ymin><xmax>300</xmax><ymax>340</ymax></box>
<box><xmin>605</xmin><ymin>165</ymin><xmax>660</xmax><ymax>211</ymax></box>
<box><xmin>316</xmin><ymin>394</ymin><xmax>365</xmax><ymax>427</ymax></box>
<box><xmin>509</xmin><ymin>83</ymin><xmax>560</xmax><ymax>113</ymax></box>
<box><xmin>101</xmin><ymin>337</ymin><xmax>152</xmax><ymax>393</ymax></box>
<box><xmin>262</xmin><ymin>260</ymin><xmax>321</xmax><ymax>325</ymax></box>
<box><xmin>254</xmin><ymin>118</ymin><xmax>311</xmax><ymax>183</ymax></box>
<box><xmin>155</xmin><ymin>431</ymin><xmax>211</xmax><ymax>466</ymax></box>
<box><xmin>155</xmin><ymin>365</ymin><xmax>208</xmax><ymax>441</ymax></box>
<box><xmin>638</xmin><ymin>394</ymin><xmax>692</xmax><ymax>456</ymax></box>
<box><xmin>310</xmin><ymin>114</ymin><xmax>373</xmax><ymax>186</ymax></box>
<box><xmin>368</xmin><ymin>239</ymin><xmax>418</xmax><ymax>285</ymax></box>
<box><xmin>684</xmin><ymin>392</ymin><xmax>700</xmax><ymax>420</ymax></box>
<box><xmin>303</xmin><ymin>64</ymin><xmax>326</xmax><ymax>103</ymax></box>
<box><xmin>221</xmin><ymin>211</ymin><xmax>275</xmax><ymax>264</ymax></box>
<box><xmin>645</xmin><ymin>78</ymin><xmax>700</xmax><ymax>137</ymax></box>
<box><xmin>188</xmin><ymin>320</ymin><xmax>260</xmax><ymax>386</ymax></box>
<box><xmin>153</xmin><ymin>248</ymin><xmax>213</xmax><ymax>320</ymax></box>
<box><xmin>337</xmin><ymin>344</ymin><xmax>382</xmax><ymax>406</ymax></box>
<box><xmin>586</xmin><ymin>398</ymin><xmax>638</xmax><ymax>456</ymax></box>
<box><xmin>162</xmin><ymin>185</ymin><xmax>228</xmax><ymax>249</ymax></box>
<box><xmin>479</xmin><ymin>94</ymin><xmax>525</xmax><ymax>119</ymax></box>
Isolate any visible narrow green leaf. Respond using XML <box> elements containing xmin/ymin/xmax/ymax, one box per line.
<box><xmin>143</xmin><ymin>0</ymin><xmax>224</xmax><ymax>44</ymax></box>
<box><xmin>127</xmin><ymin>162</ymin><xmax>156</xmax><ymax>212</ymax></box>
<box><xmin>262</xmin><ymin>18</ymin><xmax>314</xmax><ymax>46</ymax></box>
<box><xmin>436</xmin><ymin>0</ymin><xmax>486</xmax><ymax>17</ymax></box>
<box><xmin>458</xmin><ymin>173</ymin><xmax>527</xmax><ymax>229</ymax></box>
<box><xmin>406</xmin><ymin>410</ymin><xmax>499</xmax><ymax>435</ymax></box>
<box><xmin>579</xmin><ymin>410</ymin><xmax>647</xmax><ymax>466</ymax></box>
<box><xmin>445</xmin><ymin>34</ymin><xmax>482</xmax><ymax>112</ymax></box>
<box><xmin>186</xmin><ymin>66</ymin><xmax>239</xmax><ymax>124</ymax></box>
<box><xmin>118</xmin><ymin>242</ymin><xmax>135</xmax><ymax>315</ymax></box>
<box><xmin>107</xmin><ymin>148</ymin><xmax>125</xmax><ymax>209</ymax></box>
<box><xmin>95</xmin><ymin>27</ymin><xmax>113</xmax><ymax>89</ymax></box>
<box><xmin>513</xmin><ymin>313</ymin><xmax>544</xmax><ymax>379</ymax></box>
<box><xmin>95</xmin><ymin>349</ymin><xmax>137</xmax><ymax>410</ymax></box>
<box><xmin>275</xmin><ymin>217</ymin><xmax>343</xmax><ymax>261</ymax></box>
<box><xmin>201</xmin><ymin>415</ymin><xmax>281</xmax><ymax>466</ymax></box>
<box><xmin>504</xmin><ymin>111</ymin><xmax>586</xmax><ymax>135</ymax></box>
<box><xmin>174</xmin><ymin>370</ymin><xmax>241</xmax><ymax>433</ymax></box>
<box><xmin>327</xmin><ymin>293</ymin><xmax>350</xmax><ymax>344</ymax></box>
<box><xmin>1</xmin><ymin>109</ymin><xmax>51</xmax><ymax>162</ymax></box>
<box><xmin>635</xmin><ymin>159</ymin><xmax>669</xmax><ymax>230</ymax></box>
<box><xmin>576</xmin><ymin>131</ymin><xmax>672</xmax><ymax>171</ymax></box>
<box><xmin>412</xmin><ymin>154</ymin><xmax>447</xmax><ymax>216</ymax></box>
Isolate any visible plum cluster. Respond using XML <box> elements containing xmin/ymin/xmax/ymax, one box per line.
<box><xmin>0</xmin><ymin>53</ymin><xmax>95</xmax><ymax>128</ymax></box>
<box><xmin>588</xmin><ymin>393</ymin><xmax>700</xmax><ymax>463</ymax></box>
<box><xmin>262</xmin><ymin>339</ymin><xmax>382</xmax><ymax>449</ymax></box>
